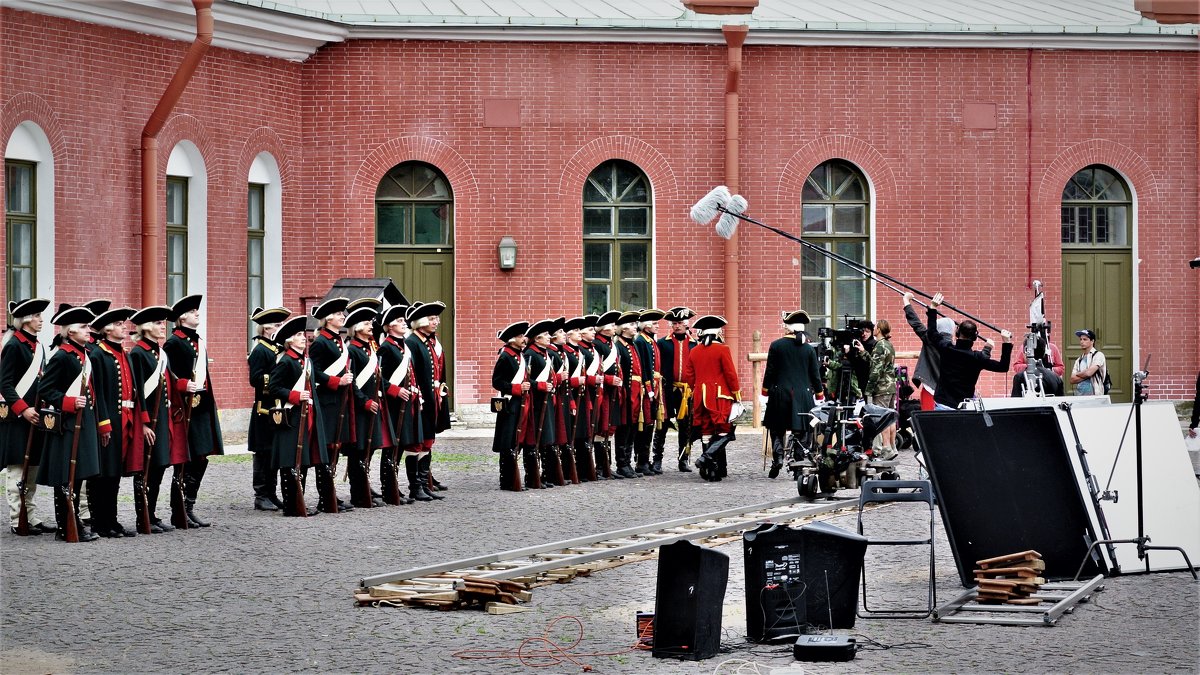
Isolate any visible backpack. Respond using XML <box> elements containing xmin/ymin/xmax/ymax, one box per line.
<box><xmin>1102</xmin><ymin>369</ymin><xmax>1112</xmax><ymax>395</ymax></box>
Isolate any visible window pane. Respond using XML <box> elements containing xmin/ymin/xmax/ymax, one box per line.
<box><xmin>617</xmin><ymin>208</ymin><xmax>648</xmax><ymax>236</ymax></box>
<box><xmin>167</xmin><ymin>233</ymin><xmax>185</xmax><ymax>273</ymax></box>
<box><xmin>585</xmin><ymin>284</ymin><xmax>609</xmax><ymax>314</ymax></box>
<box><xmin>11</xmin><ymin>268</ymin><xmax>32</xmax><ymax>301</ymax></box>
<box><xmin>583</xmin><ymin>178</ymin><xmax>607</xmax><ymax>204</ymax></box>
<box><xmin>1078</xmin><ymin>207</ymin><xmax>1092</xmax><ymax>244</ymax></box>
<box><xmin>586</xmin><ymin>166</ymin><xmax>614</xmax><ymax>202</ymax></box>
<box><xmin>801</xmin><ymin>247</ymin><xmax>827</xmax><ymax>278</ymax></box>
<box><xmin>1062</xmin><ymin>179</ymin><xmax>1087</xmax><ymax>201</ymax></box>
<box><xmin>247</xmin><ymin>237</ymin><xmax>263</xmax><ymax>275</ymax></box>
<box><xmin>584</xmin><ymin>242</ymin><xmax>610</xmax><ymax>280</ymax></box>
<box><xmin>1074</xmin><ymin>168</ymin><xmax>1095</xmax><ymax>197</ymax></box>
<box><xmin>833</xmin><ymin>241</ymin><xmax>866</xmax><ymax>277</ymax></box>
<box><xmin>376</xmin><ymin>203</ymin><xmax>409</xmax><ymax>245</ymax></box>
<box><xmin>166</xmin><ymin>181</ymin><xmax>185</xmax><ymax>226</ymax></box>
<box><xmin>833</xmin><ymin>205</ymin><xmax>865</xmax><ymax>234</ymax></box>
<box><xmin>830</xmin><ymin>163</ymin><xmax>852</xmax><ymax>196</ymax></box>
<box><xmin>1102</xmin><ymin>178</ymin><xmax>1128</xmax><ymax>201</ymax></box>
<box><xmin>414</xmin><ymin>204</ymin><xmax>448</xmax><ymax>245</ymax></box>
<box><xmin>583</xmin><ymin>208</ymin><xmax>611</xmax><ymax>236</ymax></box>
<box><xmin>619</xmin><ymin>281</ymin><xmax>647</xmax><ymax>310</ymax></box>
<box><xmin>802</xmin><ymin>205</ymin><xmax>828</xmax><ymax>234</ymax></box>
<box><xmin>5</xmin><ymin>163</ymin><xmax>33</xmax><ymax>214</ymax></box>
<box><xmin>802</xmin><ymin>280</ymin><xmax>827</xmax><ymax>320</ymax></box>
<box><xmin>1060</xmin><ymin>207</ymin><xmax>1074</xmax><ymax>244</ymax></box>
<box><xmin>248</xmin><ymin>276</ymin><xmax>263</xmax><ymax>310</ymax></box>
<box><xmin>1104</xmin><ymin>206</ymin><xmax>1127</xmax><ymax>246</ymax></box>
<box><xmin>11</xmin><ymin>220</ymin><xmax>33</xmax><ymax>265</ymax></box>
<box><xmin>805</xmin><ymin>165</ymin><xmax>828</xmax><ymax>199</ymax></box>
<box><xmin>615</xmin><ymin>163</ymin><xmax>647</xmax><ymax>202</ymax></box>
<box><xmin>247</xmin><ymin>185</ymin><xmax>264</xmax><ymax>231</ymax></box>
<box><xmin>836</xmin><ymin>174</ymin><xmax>864</xmax><ymax>200</ymax></box>
<box><xmin>168</xmin><ymin>275</ymin><xmax>184</xmax><ymax>306</ymax></box>
<box><xmin>836</xmin><ymin>279</ymin><xmax>867</xmax><ymax>316</ymax></box>
<box><xmin>620</xmin><ymin>243</ymin><xmax>648</xmax><ymax>279</ymax></box>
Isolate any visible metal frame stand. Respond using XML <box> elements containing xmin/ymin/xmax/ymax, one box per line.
<box><xmin>932</xmin><ymin>574</ymin><xmax>1106</xmax><ymax>627</ymax></box>
<box><xmin>856</xmin><ymin>479</ymin><xmax>937</xmax><ymax>619</ymax></box>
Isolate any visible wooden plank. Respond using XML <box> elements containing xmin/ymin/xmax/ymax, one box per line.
<box><xmin>976</xmin><ymin>550</ymin><xmax>1042</xmax><ymax>568</ymax></box>
<box><xmin>973</xmin><ymin>566</ymin><xmax>1042</xmax><ymax>579</ymax></box>
<box><xmin>486</xmin><ymin>602</ymin><xmax>532</xmax><ymax>615</ymax></box>
<box><xmin>1005</xmin><ymin>598</ymin><xmax>1044</xmax><ymax>606</ymax></box>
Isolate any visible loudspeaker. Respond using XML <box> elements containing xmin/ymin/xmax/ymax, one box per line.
<box><xmin>653</xmin><ymin>540</ymin><xmax>729</xmax><ymax>660</ymax></box>
<box><xmin>911</xmin><ymin>408</ymin><xmax>1106</xmax><ymax>585</ymax></box>
<box><xmin>743</xmin><ymin>522</ymin><xmax>867</xmax><ymax>643</ymax></box>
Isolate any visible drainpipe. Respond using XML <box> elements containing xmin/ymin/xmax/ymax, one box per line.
<box><xmin>141</xmin><ymin>0</ymin><xmax>214</xmax><ymax>306</ymax></box>
<box><xmin>722</xmin><ymin>24</ymin><xmax>748</xmax><ymax>362</ymax></box>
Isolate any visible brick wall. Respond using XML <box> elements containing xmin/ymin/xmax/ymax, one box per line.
<box><xmin>4</xmin><ymin>9</ymin><xmax>1196</xmax><ymax>408</ymax></box>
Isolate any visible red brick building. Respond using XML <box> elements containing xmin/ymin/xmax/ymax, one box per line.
<box><xmin>3</xmin><ymin>0</ymin><xmax>1197</xmax><ymax>425</ymax></box>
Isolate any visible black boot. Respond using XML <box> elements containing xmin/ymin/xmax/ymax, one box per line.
<box><xmin>560</xmin><ymin>445</ymin><xmax>579</xmax><ymax>484</ymax></box>
<box><xmin>768</xmin><ymin>430</ymin><xmax>786</xmax><ymax>479</ymax></box>
<box><xmin>314</xmin><ymin>464</ymin><xmax>340</xmax><ymax>513</ymax></box>
<box><xmin>169</xmin><ymin>466</ymin><xmax>189</xmax><ymax>530</ymax></box>
<box><xmin>54</xmin><ymin>487</ymin><xmax>73</xmax><ymax>542</ymax></box>
<box><xmin>521</xmin><ymin>446</ymin><xmax>541</xmax><ymax>489</ymax></box>
<box><xmin>348</xmin><ymin>455</ymin><xmax>373</xmax><ymax>509</ymax></box>
<box><xmin>133</xmin><ymin>474</ymin><xmax>153</xmax><ymax>534</ymax></box>
<box><xmin>418</xmin><ymin>454</ymin><xmax>444</xmax><ymax>500</ymax></box>
<box><xmin>650</xmin><ymin>427</ymin><xmax>666</xmax><ymax>475</ymax></box>
<box><xmin>574</xmin><ymin>441</ymin><xmax>595</xmax><ymax>482</ymax></box>
<box><xmin>406</xmin><ymin>455</ymin><xmax>432</xmax><ymax>501</ymax></box>
<box><xmin>278</xmin><ymin>470</ymin><xmax>295</xmax><ymax>517</ymax></box>
<box><xmin>380</xmin><ymin>456</ymin><xmax>401</xmax><ymax>505</ymax></box>
<box><xmin>617</xmin><ymin>440</ymin><xmax>638</xmax><ymax>479</ymax></box>
<box><xmin>593</xmin><ymin>439</ymin><xmax>611</xmax><ymax>479</ymax></box>
<box><xmin>147</xmin><ymin>464</ymin><xmax>172</xmax><ymax>532</ymax></box>
<box><xmin>70</xmin><ymin>484</ymin><xmax>99</xmax><ymax>542</ymax></box>
<box><xmin>182</xmin><ymin>460</ymin><xmax>211</xmax><ymax>527</ymax></box>
<box><xmin>540</xmin><ymin>447</ymin><xmax>560</xmax><ymax>487</ymax></box>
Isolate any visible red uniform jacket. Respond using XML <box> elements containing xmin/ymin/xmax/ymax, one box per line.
<box><xmin>684</xmin><ymin>341</ymin><xmax>740</xmax><ymax>418</ymax></box>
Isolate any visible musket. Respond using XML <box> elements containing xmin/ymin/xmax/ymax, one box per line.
<box><xmin>171</xmin><ymin>371</ymin><xmax>194</xmax><ymax>531</ymax></box>
<box><xmin>62</xmin><ymin>362</ymin><xmax>94</xmax><ymax>544</ymax></box>
<box><xmin>290</xmin><ymin>356</ymin><xmax>312</xmax><ymax>518</ymax></box>
<box><xmin>508</xmin><ymin>352</ymin><xmax>528</xmax><ymax>492</ymax></box>
<box><xmin>527</xmin><ymin>353</ymin><xmax>553</xmax><ymax>489</ymax></box>
<box><xmin>377</xmin><ymin>359</ymin><xmax>403</xmax><ymax>506</ymax></box>
<box><xmin>15</xmin><ymin>396</ymin><xmax>40</xmax><ymax>536</ymax></box>
<box><xmin>136</xmin><ymin>366</ymin><xmax>166</xmax><ymax>535</ymax></box>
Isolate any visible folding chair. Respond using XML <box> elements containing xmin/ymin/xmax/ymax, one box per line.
<box><xmin>855</xmin><ymin>479</ymin><xmax>937</xmax><ymax>619</ymax></box>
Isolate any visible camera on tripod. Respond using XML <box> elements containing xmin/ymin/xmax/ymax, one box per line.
<box><xmin>816</xmin><ymin>324</ymin><xmax>859</xmax><ymax>351</ymax></box>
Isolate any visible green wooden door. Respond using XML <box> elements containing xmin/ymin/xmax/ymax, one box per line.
<box><xmin>1061</xmin><ymin>251</ymin><xmax>1132</xmax><ymax>402</ymax></box>
<box><xmin>376</xmin><ymin>251</ymin><xmax>455</xmax><ymax>391</ymax></box>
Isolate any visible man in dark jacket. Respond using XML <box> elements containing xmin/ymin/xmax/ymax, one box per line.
<box><xmin>926</xmin><ymin>293</ymin><xmax>1012</xmax><ymax>409</ymax></box>
<box><xmin>761</xmin><ymin>310</ymin><xmax>823</xmax><ymax>478</ymax></box>
<box><xmin>1</xmin><ymin>298</ymin><xmax>51</xmax><ymax>535</ymax></box>
<box><xmin>247</xmin><ymin>306</ymin><xmax>289</xmax><ymax>512</ymax></box>
<box><xmin>654</xmin><ymin>307</ymin><xmax>697</xmax><ymax>472</ymax></box>
<box><xmin>405</xmin><ymin>301</ymin><xmax>450</xmax><ymax>499</ymax></box>
<box><xmin>491</xmin><ymin>321</ymin><xmax>529</xmax><ymax>491</ymax></box>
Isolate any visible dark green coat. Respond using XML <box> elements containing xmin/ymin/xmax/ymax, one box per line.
<box><xmin>0</xmin><ymin>329</ymin><xmax>43</xmax><ymax>466</ymax></box>
<box><xmin>269</xmin><ymin>350</ymin><xmax>328</xmax><ymax>469</ymax></box>
<box><xmin>36</xmin><ymin>342</ymin><xmax>99</xmax><ymax>487</ymax></box>
<box><xmin>129</xmin><ymin>339</ymin><xmax>175</xmax><ymax>468</ymax></box>
<box><xmin>247</xmin><ymin>336</ymin><xmax>281</xmax><ymax>454</ymax></box>
<box><xmin>163</xmin><ymin>327</ymin><xmax>224</xmax><ymax>459</ymax></box>
<box><xmin>761</xmin><ymin>334</ymin><xmax>822</xmax><ymax>431</ymax></box>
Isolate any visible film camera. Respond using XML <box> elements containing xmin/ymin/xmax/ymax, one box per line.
<box><xmin>816</xmin><ymin>324</ymin><xmax>860</xmax><ymax>351</ymax></box>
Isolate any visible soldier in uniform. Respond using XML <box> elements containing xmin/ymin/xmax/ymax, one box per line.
<box><xmin>377</xmin><ymin>305</ymin><xmax>418</xmax><ymax>504</ymax></box>
<box><xmin>518</xmin><ymin>318</ymin><xmax>557</xmax><ymax>488</ymax></box>
<box><xmin>545</xmin><ymin>318</ymin><xmax>569</xmax><ymax>486</ymax></box>
<box><xmin>684</xmin><ymin>315</ymin><xmax>741</xmax><ymax>482</ymax></box>
<box><xmin>88</xmin><ymin>306</ymin><xmax>139</xmax><ymax>537</ymax></box>
<box><xmin>613</xmin><ymin>311</ymin><xmax>643</xmax><ymax>478</ymax></box>
<box><xmin>1</xmin><ymin>298</ymin><xmax>53</xmax><ymax>535</ymax></box>
<box><xmin>565</xmin><ymin>316</ymin><xmax>596</xmax><ymax>482</ymax></box>
<box><xmin>163</xmin><ymin>294</ymin><xmax>223</xmax><ymax>527</ymax></box>
<box><xmin>128</xmin><ymin>306</ymin><xmax>179</xmax><ymax>532</ymax></box>
<box><xmin>405</xmin><ymin>301</ymin><xmax>451</xmax><ymax>499</ymax></box>
<box><xmin>491</xmin><ymin>321</ymin><xmax>530</xmax><ymax>491</ymax></box>
<box><xmin>247</xmin><ymin>306</ymin><xmax>289</xmax><ymax>512</ymax></box>
<box><xmin>590</xmin><ymin>311</ymin><xmax>622</xmax><ymax>479</ymax></box>
<box><xmin>307</xmin><ymin>297</ymin><xmax>354</xmax><ymax>513</ymax></box>
<box><xmin>36</xmin><ymin>306</ymin><xmax>101</xmax><ymax>542</ymax></box>
<box><xmin>268</xmin><ymin>315</ymin><xmax>320</xmax><ymax>517</ymax></box>
<box><xmin>761</xmin><ymin>310</ymin><xmax>823</xmax><ymax>479</ymax></box>
<box><xmin>632</xmin><ymin>309</ymin><xmax>665</xmax><ymax>475</ymax></box>
<box><xmin>346</xmin><ymin>305</ymin><xmax>384</xmax><ymax>508</ymax></box>
<box><xmin>655</xmin><ymin>307</ymin><xmax>697</xmax><ymax>473</ymax></box>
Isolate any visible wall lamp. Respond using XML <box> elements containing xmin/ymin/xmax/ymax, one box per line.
<box><xmin>498</xmin><ymin>236</ymin><xmax>518</xmax><ymax>270</ymax></box>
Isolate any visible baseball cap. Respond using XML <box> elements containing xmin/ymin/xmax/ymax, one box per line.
<box><xmin>1074</xmin><ymin>328</ymin><xmax>1097</xmax><ymax>341</ymax></box>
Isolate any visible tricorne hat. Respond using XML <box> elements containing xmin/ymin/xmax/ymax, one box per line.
<box><xmin>131</xmin><ymin>305</ymin><xmax>173</xmax><ymax>325</ymax></box>
<box><xmin>250</xmin><ymin>306</ymin><xmax>291</xmax><ymax>325</ymax></box>
<box><xmin>381</xmin><ymin>304</ymin><xmax>409</xmax><ymax>327</ymax></box>
<box><xmin>406</xmin><ymin>301</ymin><xmax>446</xmax><ymax>325</ymax></box>
<box><xmin>83</xmin><ymin>298</ymin><xmax>113</xmax><ymax>316</ymax></box>
<box><xmin>310</xmin><ymin>297</ymin><xmax>349</xmax><ymax>320</ymax></box>
<box><xmin>171</xmin><ymin>294</ymin><xmax>202</xmax><ymax>318</ymax></box>
<box><xmin>345</xmin><ymin>306</ymin><xmax>378</xmax><ymax>331</ymax></box>
<box><xmin>91</xmin><ymin>307</ymin><xmax>136</xmax><ymax>330</ymax></box>
<box><xmin>8</xmin><ymin>298</ymin><xmax>50</xmax><ymax>319</ymax></box>
<box><xmin>525</xmin><ymin>318</ymin><xmax>556</xmax><ymax>339</ymax></box>
<box><xmin>52</xmin><ymin>306</ymin><xmax>94</xmax><ymax>327</ymax></box>
<box><xmin>780</xmin><ymin>310</ymin><xmax>811</xmax><ymax>325</ymax></box>
<box><xmin>665</xmin><ymin>306</ymin><xmax>696</xmax><ymax>322</ymax></box>
<box><xmin>693</xmin><ymin>315</ymin><xmax>728</xmax><ymax>332</ymax></box>
<box><xmin>497</xmin><ymin>321</ymin><xmax>529</xmax><ymax>342</ymax></box>
<box><xmin>273</xmin><ymin>315</ymin><xmax>309</xmax><ymax>344</ymax></box>
<box><xmin>639</xmin><ymin>308</ymin><xmax>666</xmax><ymax>323</ymax></box>
<box><xmin>596</xmin><ymin>310</ymin><xmax>621</xmax><ymax>327</ymax></box>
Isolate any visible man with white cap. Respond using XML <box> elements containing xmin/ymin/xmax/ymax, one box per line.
<box><xmin>163</xmin><ymin>294</ymin><xmax>224</xmax><ymax>527</ymax></box>
<box><xmin>1</xmin><ymin>298</ymin><xmax>53</xmax><ymax>535</ymax></box>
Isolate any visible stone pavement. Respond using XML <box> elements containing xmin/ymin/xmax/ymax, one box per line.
<box><xmin>2</xmin><ymin>432</ymin><xmax>1197</xmax><ymax>674</ymax></box>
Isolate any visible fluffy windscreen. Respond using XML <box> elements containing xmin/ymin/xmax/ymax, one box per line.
<box><xmin>689</xmin><ymin>186</ymin><xmax>731</xmax><ymax>225</ymax></box>
<box><xmin>715</xmin><ymin>194</ymin><xmax>747</xmax><ymax>239</ymax></box>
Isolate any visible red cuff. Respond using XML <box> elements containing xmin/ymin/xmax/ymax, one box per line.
<box><xmin>587</xmin><ymin>375</ymin><xmax>599</xmax><ymax>386</ymax></box>
<box><xmin>324</xmin><ymin>377</ymin><xmax>340</xmax><ymax>391</ymax></box>
<box><xmin>10</xmin><ymin>399</ymin><xmax>29</xmax><ymax>416</ymax></box>
<box><xmin>510</xmin><ymin>383</ymin><xmax>522</xmax><ymax>396</ymax></box>
<box><xmin>63</xmin><ymin>397</ymin><xmax>78</xmax><ymax>413</ymax></box>
<box><xmin>387</xmin><ymin>384</ymin><xmax>401</xmax><ymax>398</ymax></box>
<box><xmin>98</xmin><ymin>419</ymin><xmax>112</xmax><ymax>433</ymax></box>
<box><xmin>288</xmin><ymin>390</ymin><xmax>302</xmax><ymax>405</ymax></box>
<box><xmin>760</xmin><ymin>388</ymin><xmax>769</xmax><ymax>397</ymax></box>
<box><xmin>175</xmin><ymin>378</ymin><xmax>191</xmax><ymax>393</ymax></box>
<box><xmin>570</xmin><ymin>376</ymin><xmax>582</xmax><ymax>387</ymax></box>
<box><xmin>140</xmin><ymin>410</ymin><xmax>151</xmax><ymax>424</ymax></box>
<box><xmin>537</xmin><ymin>381</ymin><xmax>549</xmax><ymax>392</ymax></box>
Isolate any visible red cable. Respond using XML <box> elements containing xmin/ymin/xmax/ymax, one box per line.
<box><xmin>452</xmin><ymin>615</ymin><xmax>647</xmax><ymax>671</ymax></box>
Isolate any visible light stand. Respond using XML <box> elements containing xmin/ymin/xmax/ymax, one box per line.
<box><xmin>1073</xmin><ymin>359</ymin><xmax>1198</xmax><ymax>580</ymax></box>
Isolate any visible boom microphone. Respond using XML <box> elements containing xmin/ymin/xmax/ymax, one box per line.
<box><xmin>690</xmin><ymin>185</ymin><xmax>732</xmax><ymax>225</ymax></box>
<box><xmin>715</xmin><ymin>194</ymin><xmax>747</xmax><ymax>239</ymax></box>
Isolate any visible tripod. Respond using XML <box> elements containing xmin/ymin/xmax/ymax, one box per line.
<box><xmin>1073</xmin><ymin>360</ymin><xmax>1198</xmax><ymax>580</ymax></box>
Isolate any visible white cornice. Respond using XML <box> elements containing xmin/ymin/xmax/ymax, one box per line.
<box><xmin>2</xmin><ymin>0</ymin><xmax>347</xmax><ymax>62</ymax></box>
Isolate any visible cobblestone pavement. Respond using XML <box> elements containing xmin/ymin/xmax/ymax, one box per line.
<box><xmin>2</xmin><ymin>431</ymin><xmax>1197</xmax><ymax>674</ymax></box>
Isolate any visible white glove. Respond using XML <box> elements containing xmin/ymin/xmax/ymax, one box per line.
<box><xmin>728</xmin><ymin>401</ymin><xmax>745</xmax><ymax>423</ymax></box>
<box><xmin>758</xmin><ymin>394</ymin><xmax>769</xmax><ymax>407</ymax></box>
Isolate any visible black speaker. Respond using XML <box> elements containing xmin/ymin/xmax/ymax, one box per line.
<box><xmin>743</xmin><ymin>522</ymin><xmax>867</xmax><ymax>642</ymax></box>
<box><xmin>911</xmin><ymin>408</ymin><xmax>1106</xmax><ymax>585</ymax></box>
<box><xmin>743</xmin><ymin>523</ymin><xmax>808</xmax><ymax>643</ymax></box>
<box><xmin>653</xmin><ymin>540</ymin><xmax>729</xmax><ymax>660</ymax></box>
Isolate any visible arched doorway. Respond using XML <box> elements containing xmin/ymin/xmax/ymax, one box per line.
<box><xmin>373</xmin><ymin>161</ymin><xmax>455</xmax><ymax>387</ymax></box>
<box><xmin>1060</xmin><ymin>164</ymin><xmax>1133</xmax><ymax>402</ymax></box>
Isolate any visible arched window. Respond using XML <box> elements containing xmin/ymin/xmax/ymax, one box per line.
<box><xmin>1061</xmin><ymin>165</ymin><xmax>1130</xmax><ymax>247</ymax></box>
<box><xmin>5</xmin><ymin>121</ymin><xmax>55</xmax><ymax>323</ymax></box>
<box><xmin>248</xmin><ymin>152</ymin><xmax>283</xmax><ymax>342</ymax></box>
<box><xmin>582</xmin><ymin>160</ymin><xmax>652</xmax><ymax>313</ymax></box>
<box><xmin>375</xmin><ymin>161</ymin><xmax>452</xmax><ymax>247</ymax></box>
<box><xmin>166</xmin><ymin>141</ymin><xmax>208</xmax><ymax>324</ymax></box>
<box><xmin>801</xmin><ymin>160</ymin><xmax>870</xmax><ymax>328</ymax></box>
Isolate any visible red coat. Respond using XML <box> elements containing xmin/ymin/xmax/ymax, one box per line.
<box><xmin>683</xmin><ymin>340</ymin><xmax>740</xmax><ymax>418</ymax></box>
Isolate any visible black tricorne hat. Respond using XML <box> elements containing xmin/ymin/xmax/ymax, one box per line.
<box><xmin>693</xmin><ymin>315</ymin><xmax>728</xmax><ymax>332</ymax></box>
<box><xmin>550</xmin><ymin>316</ymin><xmax>566</xmax><ymax>335</ymax></box>
<box><xmin>8</xmin><ymin>298</ymin><xmax>50</xmax><ymax>318</ymax></box>
<box><xmin>665</xmin><ymin>306</ymin><xmax>696</xmax><ymax>322</ymax></box>
<box><xmin>52</xmin><ymin>306</ymin><xmax>94</xmax><ymax>327</ymax></box>
<box><xmin>83</xmin><ymin>298</ymin><xmax>113</xmax><ymax>316</ymax></box>
<box><xmin>310</xmin><ymin>297</ymin><xmax>349</xmax><ymax>320</ymax></box>
<box><xmin>497</xmin><ymin>321</ymin><xmax>529</xmax><ymax>342</ymax></box>
<box><xmin>171</xmin><ymin>294</ymin><xmax>202</xmax><ymax>318</ymax></box>
<box><xmin>639</xmin><ymin>308</ymin><xmax>666</xmax><ymax>322</ymax></box>
<box><xmin>526</xmin><ymin>318</ymin><xmax>556</xmax><ymax>339</ymax></box>
<box><xmin>250</xmin><ymin>306</ymin><xmax>291</xmax><ymax>325</ymax></box>
<box><xmin>130</xmin><ymin>305</ymin><xmax>173</xmax><ymax>325</ymax></box>
<box><xmin>563</xmin><ymin>316</ymin><xmax>589</xmax><ymax>332</ymax></box>
<box><xmin>273</xmin><ymin>315</ymin><xmax>309</xmax><ymax>344</ymax></box>
<box><xmin>596</xmin><ymin>310</ymin><xmax>621</xmax><ymax>327</ymax></box>
<box><xmin>345</xmin><ymin>306</ymin><xmax>377</xmax><ymax>331</ymax></box>
<box><xmin>781</xmin><ymin>310</ymin><xmax>811</xmax><ymax>325</ymax></box>
<box><xmin>381</xmin><ymin>305</ymin><xmax>409</xmax><ymax>326</ymax></box>
<box><xmin>406</xmin><ymin>301</ymin><xmax>446</xmax><ymax>324</ymax></box>
<box><xmin>91</xmin><ymin>307</ymin><xmax>136</xmax><ymax>330</ymax></box>
<box><xmin>347</xmin><ymin>297</ymin><xmax>382</xmax><ymax>312</ymax></box>
<box><xmin>616</xmin><ymin>311</ymin><xmax>641</xmax><ymax>326</ymax></box>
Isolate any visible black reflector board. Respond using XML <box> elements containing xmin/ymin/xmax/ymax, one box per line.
<box><xmin>912</xmin><ymin>408</ymin><xmax>1105</xmax><ymax>586</ymax></box>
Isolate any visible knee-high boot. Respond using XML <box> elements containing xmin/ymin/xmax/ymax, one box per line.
<box><xmin>574</xmin><ymin>440</ymin><xmax>595</xmax><ymax>482</ymax></box>
<box><xmin>133</xmin><ymin>473</ymin><xmax>154</xmax><ymax>534</ymax></box>
<box><xmin>379</xmin><ymin>453</ymin><xmax>403</xmax><ymax>505</ymax></box>
<box><xmin>418</xmin><ymin>453</ymin><xmax>444</xmax><ymax>500</ymax></box>
<box><xmin>406</xmin><ymin>454</ymin><xmax>432</xmax><ymax>502</ymax></box>
<box><xmin>183</xmin><ymin>459</ymin><xmax>211</xmax><ymax>527</ymax></box>
<box><xmin>540</xmin><ymin>446</ymin><xmax>561</xmax><ymax>487</ymax></box>
<box><xmin>146</xmin><ymin>464</ymin><xmax>173</xmax><ymax>531</ymax></box>
<box><xmin>169</xmin><ymin>465</ymin><xmax>189</xmax><ymax>530</ymax></box>
<box><xmin>347</xmin><ymin>452</ymin><xmax>373</xmax><ymax>509</ymax></box>
<box><xmin>522</xmin><ymin>446</ymin><xmax>542</xmax><ymax>489</ymax></box>
<box><xmin>315</xmin><ymin>464</ymin><xmax>339</xmax><ymax>513</ymax></box>
<box><xmin>768</xmin><ymin>429</ymin><xmax>787</xmax><ymax>479</ymax></box>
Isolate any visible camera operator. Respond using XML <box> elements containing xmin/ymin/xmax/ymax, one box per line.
<box><xmin>927</xmin><ymin>293</ymin><xmax>1012</xmax><ymax>409</ymax></box>
<box><xmin>820</xmin><ymin>325</ymin><xmax>869</xmax><ymax>404</ymax></box>
<box><xmin>866</xmin><ymin>320</ymin><xmax>898</xmax><ymax>458</ymax></box>
<box><xmin>1010</xmin><ymin>330</ymin><xmax>1065</xmax><ymax>397</ymax></box>
<box><xmin>851</xmin><ymin>320</ymin><xmax>876</xmax><ymax>394</ymax></box>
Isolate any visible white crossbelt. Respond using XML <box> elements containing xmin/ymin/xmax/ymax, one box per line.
<box><xmin>387</xmin><ymin>343</ymin><xmax>411</xmax><ymax>388</ymax></box>
<box><xmin>284</xmin><ymin>358</ymin><xmax>309</xmax><ymax>410</ymax></box>
<box><xmin>194</xmin><ymin>337</ymin><xmax>208</xmax><ymax>390</ymax></box>
<box><xmin>323</xmin><ymin>346</ymin><xmax>349</xmax><ymax>377</ymax></box>
<box><xmin>354</xmin><ymin>348</ymin><xmax>378</xmax><ymax>389</ymax></box>
<box><xmin>15</xmin><ymin>341</ymin><xmax>44</xmax><ymax>399</ymax></box>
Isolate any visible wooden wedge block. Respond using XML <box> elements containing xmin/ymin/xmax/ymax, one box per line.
<box><xmin>976</xmin><ymin>550</ymin><xmax>1042</xmax><ymax>568</ymax></box>
<box><xmin>973</xmin><ymin>566</ymin><xmax>1043</xmax><ymax>579</ymax></box>
<box><xmin>486</xmin><ymin>602</ymin><xmax>531</xmax><ymax>615</ymax></box>
<box><xmin>977</xmin><ymin>579</ymin><xmax>1021</xmax><ymax>588</ymax></box>
<box><xmin>513</xmin><ymin>590</ymin><xmax>533</xmax><ymax>602</ymax></box>
<box><xmin>1006</xmin><ymin>598</ymin><xmax>1044</xmax><ymax>606</ymax></box>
